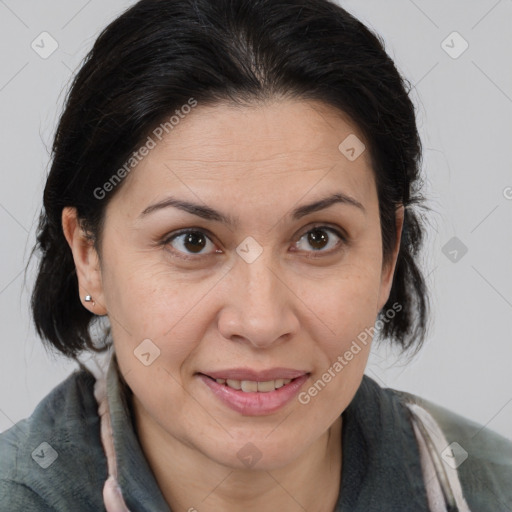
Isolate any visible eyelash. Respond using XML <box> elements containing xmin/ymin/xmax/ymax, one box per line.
<box><xmin>161</xmin><ymin>224</ymin><xmax>347</xmax><ymax>261</ymax></box>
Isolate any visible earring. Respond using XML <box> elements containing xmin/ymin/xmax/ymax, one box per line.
<box><xmin>84</xmin><ymin>295</ymin><xmax>95</xmax><ymax>306</ymax></box>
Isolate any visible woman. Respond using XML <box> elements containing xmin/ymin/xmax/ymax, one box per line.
<box><xmin>1</xmin><ymin>0</ymin><xmax>510</xmax><ymax>510</ymax></box>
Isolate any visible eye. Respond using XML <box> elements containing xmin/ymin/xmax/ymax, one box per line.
<box><xmin>292</xmin><ymin>225</ymin><xmax>345</xmax><ymax>257</ymax></box>
<box><xmin>162</xmin><ymin>224</ymin><xmax>346</xmax><ymax>261</ymax></box>
<box><xmin>164</xmin><ymin>229</ymin><xmax>219</xmax><ymax>260</ymax></box>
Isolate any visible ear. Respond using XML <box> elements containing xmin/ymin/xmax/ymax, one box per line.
<box><xmin>61</xmin><ymin>207</ymin><xmax>107</xmax><ymax>316</ymax></box>
<box><xmin>377</xmin><ymin>204</ymin><xmax>404</xmax><ymax>311</ymax></box>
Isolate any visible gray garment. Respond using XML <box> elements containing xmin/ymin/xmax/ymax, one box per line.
<box><xmin>1</xmin><ymin>354</ymin><xmax>511</xmax><ymax>511</ymax></box>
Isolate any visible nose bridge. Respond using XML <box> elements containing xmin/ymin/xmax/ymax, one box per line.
<box><xmin>223</xmin><ymin>238</ymin><xmax>297</xmax><ymax>347</ymax></box>
<box><xmin>239</xmin><ymin>243</ymin><xmax>280</xmax><ymax>312</ymax></box>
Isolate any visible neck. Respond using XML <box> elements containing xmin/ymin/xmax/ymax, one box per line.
<box><xmin>132</xmin><ymin>396</ymin><xmax>342</xmax><ymax>512</ymax></box>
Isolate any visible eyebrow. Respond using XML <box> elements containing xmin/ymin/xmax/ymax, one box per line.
<box><xmin>138</xmin><ymin>192</ymin><xmax>365</xmax><ymax>227</ymax></box>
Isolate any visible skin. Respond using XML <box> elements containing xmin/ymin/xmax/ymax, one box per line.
<box><xmin>63</xmin><ymin>98</ymin><xmax>403</xmax><ymax>512</ymax></box>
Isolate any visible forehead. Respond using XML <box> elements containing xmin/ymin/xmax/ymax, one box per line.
<box><xmin>108</xmin><ymin>99</ymin><xmax>376</xmax><ymax>216</ymax></box>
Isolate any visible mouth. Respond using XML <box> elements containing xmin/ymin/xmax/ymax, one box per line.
<box><xmin>196</xmin><ymin>371</ymin><xmax>311</xmax><ymax>415</ymax></box>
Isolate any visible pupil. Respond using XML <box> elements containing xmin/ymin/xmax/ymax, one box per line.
<box><xmin>308</xmin><ymin>229</ymin><xmax>328</xmax><ymax>250</ymax></box>
<box><xmin>184</xmin><ymin>232</ymin><xmax>206</xmax><ymax>253</ymax></box>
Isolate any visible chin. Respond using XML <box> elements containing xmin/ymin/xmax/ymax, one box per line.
<box><xmin>204</xmin><ymin>435</ymin><xmax>309</xmax><ymax>473</ymax></box>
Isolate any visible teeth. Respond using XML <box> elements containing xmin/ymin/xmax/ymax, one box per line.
<box><xmin>226</xmin><ymin>379</ymin><xmax>241</xmax><ymax>390</ymax></box>
<box><xmin>241</xmin><ymin>380</ymin><xmax>258</xmax><ymax>392</ymax></box>
<box><xmin>257</xmin><ymin>380</ymin><xmax>275</xmax><ymax>392</ymax></box>
<box><xmin>216</xmin><ymin>377</ymin><xmax>293</xmax><ymax>392</ymax></box>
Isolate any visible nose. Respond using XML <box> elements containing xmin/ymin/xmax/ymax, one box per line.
<box><xmin>217</xmin><ymin>248</ymin><xmax>300</xmax><ymax>349</ymax></box>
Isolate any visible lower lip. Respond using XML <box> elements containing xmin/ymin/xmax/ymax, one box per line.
<box><xmin>197</xmin><ymin>373</ymin><xmax>310</xmax><ymax>416</ymax></box>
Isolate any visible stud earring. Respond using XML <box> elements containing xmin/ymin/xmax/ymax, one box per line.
<box><xmin>84</xmin><ymin>295</ymin><xmax>95</xmax><ymax>306</ymax></box>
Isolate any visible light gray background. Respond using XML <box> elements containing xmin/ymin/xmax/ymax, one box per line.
<box><xmin>1</xmin><ymin>0</ymin><xmax>511</xmax><ymax>440</ymax></box>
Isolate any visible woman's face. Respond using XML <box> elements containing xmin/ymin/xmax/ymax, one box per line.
<box><xmin>75</xmin><ymin>99</ymin><xmax>402</xmax><ymax>470</ymax></box>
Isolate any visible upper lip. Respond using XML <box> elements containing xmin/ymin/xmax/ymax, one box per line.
<box><xmin>200</xmin><ymin>368</ymin><xmax>310</xmax><ymax>381</ymax></box>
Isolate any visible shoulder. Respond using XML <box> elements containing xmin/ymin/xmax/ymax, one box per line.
<box><xmin>0</xmin><ymin>368</ymin><xmax>107</xmax><ymax>510</ymax></box>
<box><xmin>390</xmin><ymin>388</ymin><xmax>512</xmax><ymax>511</ymax></box>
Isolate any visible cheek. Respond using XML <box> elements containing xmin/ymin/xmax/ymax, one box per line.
<box><xmin>298</xmin><ymin>251</ymin><xmax>383</xmax><ymax>382</ymax></box>
<box><xmin>101</xmin><ymin>244</ymin><xmax>188</xmax><ymax>334</ymax></box>
<box><xmin>99</xmin><ymin>247</ymin><xmax>202</xmax><ymax>390</ymax></box>
<box><xmin>298</xmin><ymin>257</ymin><xmax>383</xmax><ymax>333</ymax></box>
<box><xmin>314</xmin><ymin>281</ymin><xmax>378</xmax><ymax>382</ymax></box>
<box><xmin>296</xmin><ymin>275</ymin><xmax>377</xmax><ymax>418</ymax></box>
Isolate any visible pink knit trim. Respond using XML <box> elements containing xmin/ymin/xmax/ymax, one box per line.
<box><xmin>103</xmin><ymin>475</ymin><xmax>131</xmax><ymax>512</ymax></box>
<box><xmin>93</xmin><ymin>359</ymin><xmax>131</xmax><ymax>512</ymax></box>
